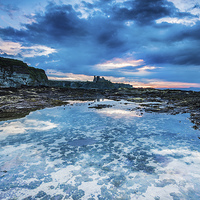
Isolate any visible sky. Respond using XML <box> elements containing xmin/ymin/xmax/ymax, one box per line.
<box><xmin>0</xmin><ymin>0</ymin><xmax>200</xmax><ymax>88</ymax></box>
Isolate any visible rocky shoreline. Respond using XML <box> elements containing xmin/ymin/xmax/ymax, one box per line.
<box><xmin>0</xmin><ymin>86</ymin><xmax>200</xmax><ymax>132</ymax></box>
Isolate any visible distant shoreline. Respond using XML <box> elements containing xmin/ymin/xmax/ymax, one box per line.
<box><xmin>156</xmin><ymin>87</ymin><xmax>200</xmax><ymax>92</ymax></box>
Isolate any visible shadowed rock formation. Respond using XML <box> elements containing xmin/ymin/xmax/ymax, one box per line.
<box><xmin>0</xmin><ymin>57</ymin><xmax>48</xmax><ymax>88</ymax></box>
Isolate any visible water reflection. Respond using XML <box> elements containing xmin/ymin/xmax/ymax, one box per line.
<box><xmin>0</xmin><ymin>100</ymin><xmax>200</xmax><ymax>199</ymax></box>
<box><xmin>96</xmin><ymin>108</ymin><xmax>142</xmax><ymax>119</ymax></box>
<box><xmin>0</xmin><ymin>119</ymin><xmax>58</xmax><ymax>140</ymax></box>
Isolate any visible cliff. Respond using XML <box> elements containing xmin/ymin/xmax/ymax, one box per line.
<box><xmin>0</xmin><ymin>57</ymin><xmax>48</xmax><ymax>88</ymax></box>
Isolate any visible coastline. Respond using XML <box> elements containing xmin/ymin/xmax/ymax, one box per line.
<box><xmin>1</xmin><ymin>86</ymin><xmax>200</xmax><ymax>132</ymax></box>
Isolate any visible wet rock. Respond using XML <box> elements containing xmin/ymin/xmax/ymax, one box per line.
<box><xmin>88</xmin><ymin>104</ymin><xmax>112</xmax><ymax>109</ymax></box>
<box><xmin>99</xmin><ymin>186</ymin><xmax>113</xmax><ymax>200</ymax></box>
<box><xmin>68</xmin><ymin>138</ymin><xmax>96</xmax><ymax>147</ymax></box>
<box><xmin>27</xmin><ymin>180</ymin><xmax>42</xmax><ymax>189</ymax></box>
<box><xmin>155</xmin><ymin>179</ymin><xmax>176</xmax><ymax>187</ymax></box>
<box><xmin>110</xmin><ymin>175</ymin><xmax>126</xmax><ymax>187</ymax></box>
<box><xmin>190</xmin><ymin>113</ymin><xmax>200</xmax><ymax>130</ymax></box>
<box><xmin>35</xmin><ymin>191</ymin><xmax>47</xmax><ymax>198</ymax></box>
<box><xmin>23</xmin><ymin>196</ymin><xmax>34</xmax><ymax>200</ymax></box>
<box><xmin>50</xmin><ymin>194</ymin><xmax>64</xmax><ymax>200</ymax></box>
<box><xmin>71</xmin><ymin>189</ymin><xmax>85</xmax><ymax>200</ymax></box>
<box><xmin>170</xmin><ymin>192</ymin><xmax>182</xmax><ymax>200</ymax></box>
<box><xmin>61</xmin><ymin>184</ymin><xmax>78</xmax><ymax>197</ymax></box>
<box><xmin>49</xmin><ymin>185</ymin><xmax>55</xmax><ymax>189</ymax></box>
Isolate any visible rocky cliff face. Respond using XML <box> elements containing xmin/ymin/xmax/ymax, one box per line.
<box><xmin>0</xmin><ymin>57</ymin><xmax>48</xmax><ymax>88</ymax></box>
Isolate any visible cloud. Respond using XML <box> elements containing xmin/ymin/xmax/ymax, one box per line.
<box><xmin>0</xmin><ymin>1</ymin><xmax>200</xmax><ymax>87</ymax></box>
<box><xmin>155</xmin><ymin>0</ymin><xmax>200</xmax><ymax>26</ymax></box>
<box><xmin>156</xmin><ymin>16</ymin><xmax>199</xmax><ymax>26</ymax></box>
<box><xmin>0</xmin><ymin>39</ymin><xmax>56</xmax><ymax>57</ymax></box>
<box><xmin>0</xmin><ymin>40</ymin><xmax>21</xmax><ymax>55</ymax></box>
<box><xmin>129</xmin><ymin>79</ymin><xmax>200</xmax><ymax>88</ymax></box>
<box><xmin>24</xmin><ymin>3</ymin><xmax>88</xmax><ymax>41</ymax></box>
<box><xmin>0</xmin><ymin>2</ymin><xmax>127</xmax><ymax>71</ymax></box>
<box><xmin>0</xmin><ymin>3</ymin><xmax>19</xmax><ymax>18</ymax></box>
<box><xmin>21</xmin><ymin>45</ymin><xmax>57</xmax><ymax>57</ymax></box>
<box><xmin>168</xmin><ymin>0</ymin><xmax>200</xmax><ymax>13</ymax></box>
<box><xmin>95</xmin><ymin>58</ymin><xmax>144</xmax><ymax>70</ymax></box>
<box><xmin>47</xmin><ymin>69</ymin><xmax>94</xmax><ymax>81</ymax></box>
<box><xmin>94</xmin><ymin>57</ymin><xmax>160</xmax><ymax>77</ymax></box>
<box><xmin>106</xmin><ymin>0</ymin><xmax>194</xmax><ymax>25</ymax></box>
<box><xmin>122</xmin><ymin>66</ymin><xmax>160</xmax><ymax>76</ymax></box>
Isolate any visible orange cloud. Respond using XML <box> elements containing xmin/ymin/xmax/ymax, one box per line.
<box><xmin>47</xmin><ymin>70</ymin><xmax>93</xmax><ymax>81</ymax></box>
<box><xmin>127</xmin><ymin>80</ymin><xmax>200</xmax><ymax>89</ymax></box>
<box><xmin>95</xmin><ymin>57</ymin><xmax>160</xmax><ymax>76</ymax></box>
<box><xmin>95</xmin><ymin>57</ymin><xmax>144</xmax><ymax>71</ymax></box>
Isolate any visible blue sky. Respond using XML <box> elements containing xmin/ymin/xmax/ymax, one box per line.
<box><xmin>0</xmin><ymin>0</ymin><xmax>200</xmax><ymax>88</ymax></box>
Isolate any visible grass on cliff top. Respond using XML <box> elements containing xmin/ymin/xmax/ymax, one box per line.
<box><xmin>0</xmin><ymin>57</ymin><xmax>28</xmax><ymax>68</ymax></box>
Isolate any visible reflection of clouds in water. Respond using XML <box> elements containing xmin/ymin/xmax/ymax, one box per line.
<box><xmin>96</xmin><ymin>108</ymin><xmax>141</xmax><ymax>119</ymax></box>
<box><xmin>148</xmin><ymin>147</ymin><xmax>200</xmax><ymax>199</ymax></box>
<box><xmin>0</xmin><ymin>144</ymin><xmax>32</xmax><ymax>171</ymax></box>
<box><xmin>152</xmin><ymin>148</ymin><xmax>200</xmax><ymax>176</ymax></box>
<box><xmin>152</xmin><ymin>148</ymin><xmax>200</xmax><ymax>161</ymax></box>
<box><xmin>0</xmin><ymin>101</ymin><xmax>199</xmax><ymax>199</ymax></box>
<box><xmin>0</xmin><ymin>119</ymin><xmax>58</xmax><ymax>139</ymax></box>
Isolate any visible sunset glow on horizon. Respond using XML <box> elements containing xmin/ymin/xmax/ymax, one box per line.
<box><xmin>47</xmin><ymin>71</ymin><xmax>200</xmax><ymax>89</ymax></box>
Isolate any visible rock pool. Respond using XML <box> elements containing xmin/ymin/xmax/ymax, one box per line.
<box><xmin>0</xmin><ymin>100</ymin><xmax>200</xmax><ymax>200</ymax></box>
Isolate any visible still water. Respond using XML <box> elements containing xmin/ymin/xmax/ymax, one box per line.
<box><xmin>0</xmin><ymin>100</ymin><xmax>200</xmax><ymax>200</ymax></box>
